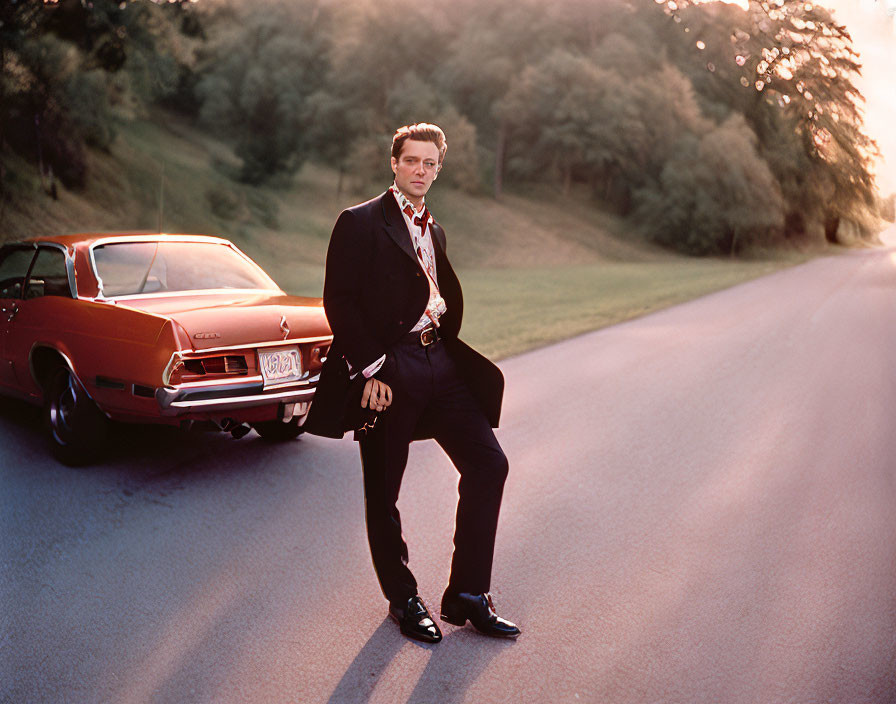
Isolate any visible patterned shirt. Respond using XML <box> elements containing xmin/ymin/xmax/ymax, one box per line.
<box><xmin>390</xmin><ymin>184</ymin><xmax>447</xmax><ymax>331</ymax></box>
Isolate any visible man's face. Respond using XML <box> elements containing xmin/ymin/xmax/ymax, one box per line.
<box><xmin>391</xmin><ymin>139</ymin><xmax>441</xmax><ymax>205</ymax></box>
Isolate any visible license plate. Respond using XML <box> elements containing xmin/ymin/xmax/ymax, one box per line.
<box><xmin>259</xmin><ymin>346</ymin><xmax>302</xmax><ymax>387</ymax></box>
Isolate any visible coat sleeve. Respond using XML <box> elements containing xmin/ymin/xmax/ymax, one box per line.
<box><xmin>322</xmin><ymin>209</ymin><xmax>385</xmax><ymax>371</ymax></box>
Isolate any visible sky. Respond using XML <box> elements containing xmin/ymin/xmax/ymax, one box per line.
<box><xmin>823</xmin><ymin>0</ymin><xmax>896</xmax><ymax>194</ymax></box>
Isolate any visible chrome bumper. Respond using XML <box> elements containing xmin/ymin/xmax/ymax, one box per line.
<box><xmin>155</xmin><ymin>374</ymin><xmax>319</xmax><ymax>416</ymax></box>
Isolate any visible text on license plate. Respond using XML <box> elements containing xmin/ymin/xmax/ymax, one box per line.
<box><xmin>259</xmin><ymin>346</ymin><xmax>302</xmax><ymax>386</ymax></box>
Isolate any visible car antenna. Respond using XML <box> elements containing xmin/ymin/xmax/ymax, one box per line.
<box><xmin>157</xmin><ymin>162</ymin><xmax>165</xmax><ymax>234</ymax></box>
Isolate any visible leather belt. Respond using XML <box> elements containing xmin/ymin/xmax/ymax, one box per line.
<box><xmin>399</xmin><ymin>325</ymin><xmax>439</xmax><ymax>347</ymax></box>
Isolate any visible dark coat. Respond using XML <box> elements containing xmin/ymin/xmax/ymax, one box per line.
<box><xmin>305</xmin><ymin>191</ymin><xmax>503</xmax><ymax>440</ymax></box>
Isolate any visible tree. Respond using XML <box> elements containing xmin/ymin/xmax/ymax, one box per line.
<box><xmin>196</xmin><ymin>2</ymin><xmax>329</xmax><ymax>184</ymax></box>
<box><xmin>499</xmin><ymin>49</ymin><xmax>706</xmax><ymax>210</ymax></box>
<box><xmin>1</xmin><ymin>2</ymin><xmax>96</xmax><ymax>190</ymax></box>
<box><xmin>301</xmin><ymin>0</ymin><xmax>454</xmax><ymax>191</ymax></box>
<box><xmin>438</xmin><ymin>0</ymin><xmax>558</xmax><ymax>198</ymax></box>
<box><xmin>499</xmin><ymin>50</ymin><xmax>619</xmax><ymax>197</ymax></box>
<box><xmin>1</xmin><ymin>0</ymin><xmax>200</xmax><ymax>198</ymax></box>
<box><xmin>635</xmin><ymin>115</ymin><xmax>785</xmax><ymax>255</ymax></box>
<box><xmin>653</xmin><ymin>0</ymin><xmax>879</xmax><ymax>242</ymax></box>
<box><xmin>304</xmin><ymin>85</ymin><xmax>378</xmax><ymax>196</ymax></box>
<box><xmin>3</xmin><ymin>31</ymin><xmax>105</xmax><ymax>188</ymax></box>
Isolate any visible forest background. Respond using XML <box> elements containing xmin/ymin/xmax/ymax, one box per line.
<box><xmin>1</xmin><ymin>0</ymin><xmax>893</xmax><ymax>357</ymax></box>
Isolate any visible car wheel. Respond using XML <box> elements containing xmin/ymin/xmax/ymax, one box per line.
<box><xmin>44</xmin><ymin>366</ymin><xmax>108</xmax><ymax>465</ymax></box>
<box><xmin>251</xmin><ymin>418</ymin><xmax>305</xmax><ymax>442</ymax></box>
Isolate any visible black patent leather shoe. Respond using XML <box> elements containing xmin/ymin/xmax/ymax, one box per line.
<box><xmin>440</xmin><ymin>592</ymin><xmax>521</xmax><ymax>638</ymax></box>
<box><xmin>388</xmin><ymin>595</ymin><xmax>442</xmax><ymax>643</ymax></box>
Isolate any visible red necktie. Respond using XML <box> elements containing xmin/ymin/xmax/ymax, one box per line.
<box><xmin>413</xmin><ymin>208</ymin><xmax>429</xmax><ymax>235</ymax></box>
<box><xmin>403</xmin><ymin>206</ymin><xmax>435</xmax><ymax>281</ymax></box>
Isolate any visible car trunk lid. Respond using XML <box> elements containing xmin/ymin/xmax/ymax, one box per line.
<box><xmin>115</xmin><ymin>291</ymin><xmax>331</xmax><ymax>350</ymax></box>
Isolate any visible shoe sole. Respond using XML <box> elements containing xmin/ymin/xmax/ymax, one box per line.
<box><xmin>469</xmin><ymin>623</ymin><xmax>521</xmax><ymax>639</ymax></box>
<box><xmin>440</xmin><ymin>611</ymin><xmax>520</xmax><ymax>638</ymax></box>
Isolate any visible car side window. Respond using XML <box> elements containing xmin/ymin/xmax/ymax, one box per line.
<box><xmin>0</xmin><ymin>247</ymin><xmax>36</xmax><ymax>299</ymax></box>
<box><xmin>24</xmin><ymin>247</ymin><xmax>72</xmax><ymax>300</ymax></box>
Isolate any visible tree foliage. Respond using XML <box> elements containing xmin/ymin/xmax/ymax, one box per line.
<box><xmin>1</xmin><ymin>0</ymin><xmax>200</xmax><ymax>191</ymax></box>
<box><xmin>2</xmin><ymin>0</ymin><xmax>884</xmax><ymax>253</ymax></box>
<box><xmin>195</xmin><ymin>2</ymin><xmax>328</xmax><ymax>184</ymax></box>
<box><xmin>657</xmin><ymin>0</ymin><xmax>879</xmax><ymax>243</ymax></box>
<box><xmin>635</xmin><ymin>115</ymin><xmax>785</xmax><ymax>255</ymax></box>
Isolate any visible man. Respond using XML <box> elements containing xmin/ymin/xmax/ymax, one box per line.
<box><xmin>309</xmin><ymin>123</ymin><xmax>519</xmax><ymax>643</ymax></box>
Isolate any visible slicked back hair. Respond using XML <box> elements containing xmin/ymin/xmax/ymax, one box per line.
<box><xmin>391</xmin><ymin>123</ymin><xmax>448</xmax><ymax>164</ymax></box>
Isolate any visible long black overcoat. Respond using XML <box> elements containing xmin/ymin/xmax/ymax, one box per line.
<box><xmin>305</xmin><ymin>191</ymin><xmax>504</xmax><ymax>440</ymax></box>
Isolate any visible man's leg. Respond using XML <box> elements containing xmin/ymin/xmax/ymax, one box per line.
<box><xmin>359</xmin><ymin>343</ymin><xmax>446</xmax><ymax>643</ymax></box>
<box><xmin>423</xmin><ymin>343</ymin><xmax>519</xmax><ymax>638</ymax></box>
<box><xmin>358</xmin><ymin>345</ymin><xmax>427</xmax><ymax>606</ymax></box>
<box><xmin>426</xmin><ymin>344</ymin><xmax>510</xmax><ymax>596</ymax></box>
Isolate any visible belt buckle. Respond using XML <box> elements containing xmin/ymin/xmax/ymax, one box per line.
<box><xmin>420</xmin><ymin>328</ymin><xmax>436</xmax><ymax>346</ymax></box>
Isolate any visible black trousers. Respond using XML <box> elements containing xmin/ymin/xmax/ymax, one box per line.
<box><xmin>358</xmin><ymin>337</ymin><xmax>509</xmax><ymax>607</ymax></box>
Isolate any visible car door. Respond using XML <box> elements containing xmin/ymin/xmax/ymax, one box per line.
<box><xmin>5</xmin><ymin>245</ymin><xmax>76</xmax><ymax>395</ymax></box>
<box><xmin>0</xmin><ymin>245</ymin><xmax>37</xmax><ymax>390</ymax></box>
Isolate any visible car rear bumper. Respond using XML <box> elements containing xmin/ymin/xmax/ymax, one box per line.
<box><xmin>155</xmin><ymin>374</ymin><xmax>318</xmax><ymax>416</ymax></box>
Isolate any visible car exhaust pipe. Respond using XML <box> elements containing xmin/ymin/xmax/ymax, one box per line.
<box><xmin>220</xmin><ymin>417</ymin><xmax>252</xmax><ymax>439</ymax></box>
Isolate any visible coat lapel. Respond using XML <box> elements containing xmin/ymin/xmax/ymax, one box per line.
<box><xmin>380</xmin><ymin>191</ymin><xmax>419</xmax><ymax>264</ymax></box>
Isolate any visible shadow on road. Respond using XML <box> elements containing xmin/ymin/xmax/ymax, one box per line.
<box><xmin>0</xmin><ymin>394</ymin><xmax>42</xmax><ymax>434</ymax></box>
<box><xmin>326</xmin><ymin>620</ymin><xmax>408</xmax><ymax>704</ymax></box>
<box><xmin>0</xmin><ymin>392</ymin><xmax>312</xmax><ymax>474</ymax></box>
<box><xmin>0</xmin><ymin>392</ymin><xmax>323</xmax><ymax>575</ymax></box>
<box><xmin>402</xmin><ymin>628</ymin><xmax>516</xmax><ymax>704</ymax></box>
<box><xmin>326</xmin><ymin>617</ymin><xmax>516</xmax><ymax>704</ymax></box>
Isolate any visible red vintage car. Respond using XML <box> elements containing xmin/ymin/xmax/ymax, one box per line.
<box><xmin>0</xmin><ymin>233</ymin><xmax>332</xmax><ymax>464</ymax></box>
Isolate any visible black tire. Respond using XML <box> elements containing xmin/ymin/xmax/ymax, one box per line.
<box><xmin>251</xmin><ymin>417</ymin><xmax>305</xmax><ymax>442</ymax></box>
<box><xmin>44</xmin><ymin>366</ymin><xmax>108</xmax><ymax>465</ymax></box>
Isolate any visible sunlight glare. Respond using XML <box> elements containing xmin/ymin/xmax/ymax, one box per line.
<box><xmin>688</xmin><ymin>0</ymin><xmax>751</xmax><ymax>8</ymax></box>
<box><xmin>715</xmin><ymin>0</ymin><xmax>751</xmax><ymax>9</ymax></box>
<box><xmin>826</xmin><ymin>0</ymin><xmax>896</xmax><ymax>193</ymax></box>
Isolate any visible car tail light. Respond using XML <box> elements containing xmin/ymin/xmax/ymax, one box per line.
<box><xmin>201</xmin><ymin>355</ymin><xmax>248</xmax><ymax>375</ymax></box>
<box><xmin>167</xmin><ymin>354</ymin><xmax>251</xmax><ymax>384</ymax></box>
<box><xmin>182</xmin><ymin>360</ymin><xmax>205</xmax><ymax>375</ymax></box>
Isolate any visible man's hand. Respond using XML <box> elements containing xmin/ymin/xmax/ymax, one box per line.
<box><xmin>362</xmin><ymin>377</ymin><xmax>393</xmax><ymax>412</ymax></box>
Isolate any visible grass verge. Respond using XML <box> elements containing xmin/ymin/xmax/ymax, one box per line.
<box><xmin>457</xmin><ymin>257</ymin><xmax>808</xmax><ymax>360</ymax></box>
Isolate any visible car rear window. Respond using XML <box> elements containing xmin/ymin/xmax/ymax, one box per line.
<box><xmin>92</xmin><ymin>241</ymin><xmax>279</xmax><ymax>297</ymax></box>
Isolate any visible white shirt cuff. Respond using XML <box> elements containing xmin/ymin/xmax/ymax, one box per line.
<box><xmin>361</xmin><ymin>355</ymin><xmax>386</xmax><ymax>379</ymax></box>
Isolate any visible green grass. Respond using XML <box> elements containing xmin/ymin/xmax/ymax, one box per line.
<box><xmin>457</xmin><ymin>259</ymin><xmax>800</xmax><ymax>360</ymax></box>
<box><xmin>2</xmin><ymin>113</ymin><xmax>818</xmax><ymax>359</ymax></box>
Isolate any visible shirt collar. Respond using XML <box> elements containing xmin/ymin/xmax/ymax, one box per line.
<box><xmin>390</xmin><ymin>183</ymin><xmax>428</xmax><ymax>220</ymax></box>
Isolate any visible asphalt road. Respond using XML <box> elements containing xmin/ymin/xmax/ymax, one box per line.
<box><xmin>3</xmin><ymin>228</ymin><xmax>896</xmax><ymax>704</ymax></box>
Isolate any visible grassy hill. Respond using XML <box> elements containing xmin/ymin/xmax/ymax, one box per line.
<box><xmin>1</xmin><ymin>113</ymin><xmax>815</xmax><ymax>359</ymax></box>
